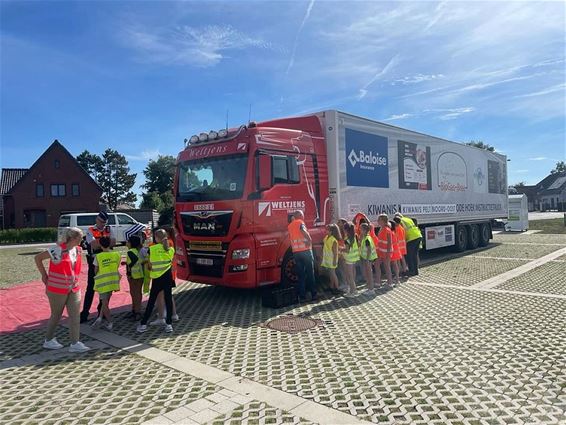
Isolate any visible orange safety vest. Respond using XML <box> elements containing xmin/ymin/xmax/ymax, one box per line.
<box><xmin>89</xmin><ymin>225</ymin><xmax>111</xmax><ymax>239</ymax></box>
<box><xmin>46</xmin><ymin>243</ymin><xmax>82</xmax><ymax>294</ymax></box>
<box><xmin>353</xmin><ymin>213</ymin><xmax>378</xmax><ymax>247</ymax></box>
<box><xmin>288</xmin><ymin>219</ymin><xmax>310</xmax><ymax>253</ymax></box>
<box><xmin>395</xmin><ymin>225</ymin><xmax>407</xmax><ymax>255</ymax></box>
<box><xmin>377</xmin><ymin>226</ymin><xmax>393</xmax><ymax>259</ymax></box>
<box><xmin>390</xmin><ymin>230</ymin><xmax>401</xmax><ymax>261</ymax></box>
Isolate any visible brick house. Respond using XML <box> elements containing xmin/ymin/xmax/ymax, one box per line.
<box><xmin>1</xmin><ymin>140</ymin><xmax>102</xmax><ymax>229</ymax></box>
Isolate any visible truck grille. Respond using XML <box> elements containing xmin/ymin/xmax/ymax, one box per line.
<box><xmin>185</xmin><ymin>241</ymin><xmax>228</xmax><ymax>278</ymax></box>
<box><xmin>180</xmin><ymin>211</ymin><xmax>232</xmax><ymax>237</ymax></box>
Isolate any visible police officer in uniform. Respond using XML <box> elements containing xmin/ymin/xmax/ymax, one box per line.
<box><xmin>80</xmin><ymin>211</ymin><xmax>116</xmax><ymax>323</ymax></box>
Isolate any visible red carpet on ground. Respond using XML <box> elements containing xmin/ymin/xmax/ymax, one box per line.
<box><xmin>0</xmin><ymin>264</ymin><xmax>146</xmax><ymax>335</ymax></box>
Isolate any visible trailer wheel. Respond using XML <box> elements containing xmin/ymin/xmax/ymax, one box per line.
<box><xmin>281</xmin><ymin>252</ymin><xmax>298</xmax><ymax>287</ymax></box>
<box><xmin>479</xmin><ymin>223</ymin><xmax>491</xmax><ymax>247</ymax></box>
<box><xmin>467</xmin><ymin>224</ymin><xmax>480</xmax><ymax>250</ymax></box>
<box><xmin>454</xmin><ymin>225</ymin><xmax>468</xmax><ymax>252</ymax></box>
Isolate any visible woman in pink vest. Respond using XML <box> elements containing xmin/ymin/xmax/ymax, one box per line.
<box><xmin>34</xmin><ymin>227</ymin><xmax>91</xmax><ymax>353</ymax></box>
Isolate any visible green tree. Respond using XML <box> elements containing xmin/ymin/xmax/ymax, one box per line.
<box><xmin>140</xmin><ymin>191</ymin><xmax>163</xmax><ymax>211</ymax></box>
<box><xmin>76</xmin><ymin>150</ymin><xmax>104</xmax><ymax>181</ymax></box>
<box><xmin>550</xmin><ymin>161</ymin><xmax>566</xmax><ymax>174</ymax></box>
<box><xmin>97</xmin><ymin>149</ymin><xmax>137</xmax><ymax>210</ymax></box>
<box><xmin>466</xmin><ymin>141</ymin><xmax>496</xmax><ymax>152</ymax></box>
<box><xmin>142</xmin><ymin>155</ymin><xmax>176</xmax><ymax>194</ymax></box>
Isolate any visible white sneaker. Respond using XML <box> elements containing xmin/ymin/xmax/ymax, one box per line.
<box><xmin>69</xmin><ymin>341</ymin><xmax>91</xmax><ymax>353</ymax></box>
<box><xmin>104</xmin><ymin>322</ymin><xmax>113</xmax><ymax>331</ymax></box>
<box><xmin>172</xmin><ymin>314</ymin><xmax>180</xmax><ymax>322</ymax></box>
<box><xmin>149</xmin><ymin>318</ymin><xmax>165</xmax><ymax>326</ymax></box>
<box><xmin>164</xmin><ymin>324</ymin><xmax>173</xmax><ymax>333</ymax></box>
<box><xmin>43</xmin><ymin>338</ymin><xmax>63</xmax><ymax>350</ymax></box>
<box><xmin>365</xmin><ymin>289</ymin><xmax>376</xmax><ymax>295</ymax></box>
<box><xmin>90</xmin><ymin>318</ymin><xmax>103</xmax><ymax>329</ymax></box>
<box><xmin>137</xmin><ymin>324</ymin><xmax>148</xmax><ymax>333</ymax></box>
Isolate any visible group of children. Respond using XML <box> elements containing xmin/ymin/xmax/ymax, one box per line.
<box><xmin>321</xmin><ymin>213</ymin><xmax>409</xmax><ymax>297</ymax></box>
<box><xmin>90</xmin><ymin>228</ymin><xmax>178</xmax><ymax>333</ymax></box>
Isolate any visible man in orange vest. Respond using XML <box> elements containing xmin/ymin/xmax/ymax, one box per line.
<box><xmin>287</xmin><ymin>210</ymin><xmax>317</xmax><ymax>302</ymax></box>
<box><xmin>80</xmin><ymin>211</ymin><xmax>116</xmax><ymax>323</ymax></box>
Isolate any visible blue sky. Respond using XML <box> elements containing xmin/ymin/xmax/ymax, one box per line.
<box><xmin>1</xmin><ymin>0</ymin><xmax>565</xmax><ymax>201</ymax></box>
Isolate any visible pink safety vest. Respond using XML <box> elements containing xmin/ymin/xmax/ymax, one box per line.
<box><xmin>46</xmin><ymin>243</ymin><xmax>82</xmax><ymax>294</ymax></box>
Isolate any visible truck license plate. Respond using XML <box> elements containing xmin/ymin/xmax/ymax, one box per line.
<box><xmin>196</xmin><ymin>258</ymin><xmax>213</xmax><ymax>266</ymax></box>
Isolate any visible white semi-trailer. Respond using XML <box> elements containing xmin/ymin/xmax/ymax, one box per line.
<box><xmin>320</xmin><ymin>110</ymin><xmax>508</xmax><ymax>251</ymax></box>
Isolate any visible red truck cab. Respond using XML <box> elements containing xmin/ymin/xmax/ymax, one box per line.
<box><xmin>174</xmin><ymin>116</ymin><xmax>329</xmax><ymax>288</ymax></box>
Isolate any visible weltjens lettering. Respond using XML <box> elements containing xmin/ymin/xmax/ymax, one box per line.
<box><xmin>188</xmin><ymin>145</ymin><xmax>228</xmax><ymax>158</ymax></box>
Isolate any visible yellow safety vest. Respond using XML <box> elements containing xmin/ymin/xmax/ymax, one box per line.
<box><xmin>360</xmin><ymin>235</ymin><xmax>378</xmax><ymax>261</ymax></box>
<box><xmin>321</xmin><ymin>235</ymin><xmax>338</xmax><ymax>269</ymax></box>
<box><xmin>126</xmin><ymin>248</ymin><xmax>144</xmax><ymax>279</ymax></box>
<box><xmin>149</xmin><ymin>244</ymin><xmax>174</xmax><ymax>279</ymax></box>
<box><xmin>94</xmin><ymin>251</ymin><xmax>121</xmax><ymax>293</ymax></box>
<box><xmin>344</xmin><ymin>238</ymin><xmax>360</xmax><ymax>263</ymax></box>
<box><xmin>400</xmin><ymin>217</ymin><xmax>422</xmax><ymax>242</ymax></box>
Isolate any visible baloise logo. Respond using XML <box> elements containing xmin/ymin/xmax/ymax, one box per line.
<box><xmin>345</xmin><ymin>128</ymin><xmax>389</xmax><ymax>188</ymax></box>
<box><xmin>348</xmin><ymin>150</ymin><xmax>387</xmax><ymax>169</ymax></box>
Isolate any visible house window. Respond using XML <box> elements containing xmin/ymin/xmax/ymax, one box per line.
<box><xmin>71</xmin><ymin>184</ymin><xmax>80</xmax><ymax>196</ymax></box>
<box><xmin>54</xmin><ymin>160</ymin><xmax>60</xmax><ymax>169</ymax></box>
<box><xmin>36</xmin><ymin>183</ymin><xmax>44</xmax><ymax>198</ymax></box>
<box><xmin>51</xmin><ymin>184</ymin><xmax>66</xmax><ymax>197</ymax></box>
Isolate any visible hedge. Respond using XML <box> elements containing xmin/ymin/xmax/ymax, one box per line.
<box><xmin>0</xmin><ymin>227</ymin><xmax>58</xmax><ymax>244</ymax></box>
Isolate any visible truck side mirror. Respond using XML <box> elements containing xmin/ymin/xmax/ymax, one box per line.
<box><xmin>258</xmin><ymin>155</ymin><xmax>273</xmax><ymax>191</ymax></box>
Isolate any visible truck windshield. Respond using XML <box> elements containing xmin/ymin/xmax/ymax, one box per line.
<box><xmin>177</xmin><ymin>155</ymin><xmax>247</xmax><ymax>202</ymax></box>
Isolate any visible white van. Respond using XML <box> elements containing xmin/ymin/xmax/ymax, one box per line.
<box><xmin>58</xmin><ymin>212</ymin><xmax>148</xmax><ymax>244</ymax></box>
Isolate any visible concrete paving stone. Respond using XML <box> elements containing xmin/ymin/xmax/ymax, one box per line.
<box><xmin>163</xmin><ymin>357</ymin><xmax>234</xmax><ymax>383</ymax></box>
<box><xmin>143</xmin><ymin>415</ymin><xmax>174</xmax><ymax>424</ymax></box>
<box><xmin>229</xmin><ymin>394</ymin><xmax>254</xmax><ymax>405</ymax></box>
<box><xmin>205</xmin><ymin>392</ymin><xmax>228</xmax><ymax>404</ymax></box>
<box><xmin>184</xmin><ymin>398</ymin><xmax>215</xmax><ymax>413</ymax></box>
<box><xmin>471</xmin><ymin>243</ymin><xmax>564</xmax><ymax>260</ymax></box>
<box><xmin>163</xmin><ymin>406</ymin><xmax>196</xmax><ymax>422</ymax></box>
<box><xmin>218</xmin><ymin>388</ymin><xmax>237</xmax><ymax>398</ymax></box>
<box><xmin>189</xmin><ymin>408</ymin><xmax>222</xmax><ymax>424</ymax></box>
<box><xmin>209</xmin><ymin>399</ymin><xmax>240</xmax><ymax>414</ymax></box>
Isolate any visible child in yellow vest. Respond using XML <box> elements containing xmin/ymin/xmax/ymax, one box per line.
<box><xmin>321</xmin><ymin>224</ymin><xmax>341</xmax><ymax>295</ymax></box>
<box><xmin>360</xmin><ymin>223</ymin><xmax>378</xmax><ymax>294</ymax></box>
<box><xmin>91</xmin><ymin>236</ymin><xmax>121</xmax><ymax>331</ymax></box>
<box><xmin>342</xmin><ymin>222</ymin><xmax>360</xmax><ymax>297</ymax></box>
<box><xmin>126</xmin><ymin>235</ymin><xmax>144</xmax><ymax>321</ymax></box>
<box><xmin>137</xmin><ymin>229</ymin><xmax>175</xmax><ymax>333</ymax></box>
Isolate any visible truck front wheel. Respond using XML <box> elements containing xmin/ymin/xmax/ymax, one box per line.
<box><xmin>467</xmin><ymin>224</ymin><xmax>480</xmax><ymax>250</ymax></box>
<box><xmin>479</xmin><ymin>223</ymin><xmax>491</xmax><ymax>247</ymax></box>
<box><xmin>281</xmin><ymin>252</ymin><xmax>298</xmax><ymax>287</ymax></box>
<box><xmin>454</xmin><ymin>225</ymin><xmax>468</xmax><ymax>252</ymax></box>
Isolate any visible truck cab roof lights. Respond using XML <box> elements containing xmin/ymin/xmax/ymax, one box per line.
<box><xmin>198</xmin><ymin>132</ymin><xmax>209</xmax><ymax>142</ymax></box>
<box><xmin>185</xmin><ymin>125</ymin><xmax>248</xmax><ymax>148</ymax></box>
<box><xmin>218</xmin><ymin>129</ymin><xmax>228</xmax><ymax>138</ymax></box>
<box><xmin>209</xmin><ymin>130</ymin><xmax>218</xmax><ymax>140</ymax></box>
<box><xmin>189</xmin><ymin>135</ymin><xmax>200</xmax><ymax>144</ymax></box>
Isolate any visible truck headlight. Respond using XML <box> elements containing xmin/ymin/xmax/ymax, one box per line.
<box><xmin>232</xmin><ymin>249</ymin><xmax>250</xmax><ymax>259</ymax></box>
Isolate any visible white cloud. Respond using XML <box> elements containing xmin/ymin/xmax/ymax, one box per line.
<box><xmin>390</xmin><ymin>74</ymin><xmax>445</xmax><ymax>85</ymax></box>
<box><xmin>515</xmin><ymin>170</ymin><xmax>529</xmax><ymax>173</ymax></box>
<box><xmin>528</xmin><ymin>157</ymin><xmax>548</xmax><ymax>161</ymax></box>
<box><xmin>514</xmin><ymin>83</ymin><xmax>566</xmax><ymax>98</ymax></box>
<box><xmin>383</xmin><ymin>113</ymin><xmax>412</xmax><ymax>121</ymax></box>
<box><xmin>124</xmin><ymin>25</ymin><xmax>272</xmax><ymax>67</ymax></box>
<box><xmin>358</xmin><ymin>54</ymin><xmax>399</xmax><ymax>99</ymax></box>
<box><xmin>286</xmin><ymin>0</ymin><xmax>316</xmax><ymax>75</ymax></box>
<box><xmin>127</xmin><ymin>149</ymin><xmax>162</xmax><ymax>161</ymax></box>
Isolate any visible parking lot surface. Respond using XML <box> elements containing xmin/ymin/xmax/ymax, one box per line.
<box><xmin>0</xmin><ymin>232</ymin><xmax>564</xmax><ymax>424</ymax></box>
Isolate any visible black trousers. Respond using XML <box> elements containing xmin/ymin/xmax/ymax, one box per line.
<box><xmin>406</xmin><ymin>238</ymin><xmax>422</xmax><ymax>276</ymax></box>
<box><xmin>141</xmin><ymin>269</ymin><xmax>173</xmax><ymax>325</ymax></box>
<box><xmin>80</xmin><ymin>256</ymin><xmax>102</xmax><ymax>321</ymax></box>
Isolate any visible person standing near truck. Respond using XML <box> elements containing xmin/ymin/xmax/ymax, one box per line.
<box><xmin>80</xmin><ymin>211</ymin><xmax>116</xmax><ymax>323</ymax></box>
<box><xmin>288</xmin><ymin>210</ymin><xmax>317</xmax><ymax>302</ymax></box>
<box><xmin>394</xmin><ymin>213</ymin><xmax>422</xmax><ymax>277</ymax></box>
